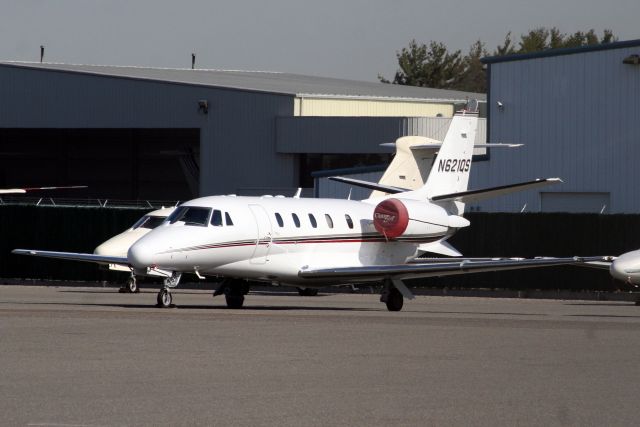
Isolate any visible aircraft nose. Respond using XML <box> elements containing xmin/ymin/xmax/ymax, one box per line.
<box><xmin>128</xmin><ymin>241</ymin><xmax>156</xmax><ymax>269</ymax></box>
<box><xmin>610</xmin><ymin>253</ymin><xmax>640</xmax><ymax>285</ymax></box>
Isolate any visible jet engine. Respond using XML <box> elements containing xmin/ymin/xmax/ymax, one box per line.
<box><xmin>373</xmin><ymin>198</ymin><xmax>469</xmax><ymax>239</ymax></box>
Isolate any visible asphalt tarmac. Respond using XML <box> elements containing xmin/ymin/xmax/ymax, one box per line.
<box><xmin>1</xmin><ymin>285</ymin><xmax>640</xmax><ymax>427</ymax></box>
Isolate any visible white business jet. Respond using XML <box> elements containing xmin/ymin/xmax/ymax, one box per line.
<box><xmin>13</xmin><ymin>102</ymin><xmax>602</xmax><ymax>311</ymax></box>
<box><xmin>584</xmin><ymin>251</ymin><xmax>640</xmax><ymax>301</ymax></box>
<box><xmin>93</xmin><ymin>206</ymin><xmax>176</xmax><ymax>293</ymax></box>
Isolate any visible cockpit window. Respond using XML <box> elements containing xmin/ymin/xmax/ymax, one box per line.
<box><xmin>132</xmin><ymin>215</ymin><xmax>166</xmax><ymax>230</ymax></box>
<box><xmin>225</xmin><ymin>212</ymin><xmax>234</xmax><ymax>226</ymax></box>
<box><xmin>167</xmin><ymin>206</ymin><xmax>211</xmax><ymax>226</ymax></box>
<box><xmin>211</xmin><ymin>210</ymin><xmax>223</xmax><ymax>226</ymax></box>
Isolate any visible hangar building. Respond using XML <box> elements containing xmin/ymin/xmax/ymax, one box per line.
<box><xmin>473</xmin><ymin>38</ymin><xmax>640</xmax><ymax>213</ymax></box>
<box><xmin>0</xmin><ymin>62</ymin><xmax>483</xmax><ymax>202</ymax></box>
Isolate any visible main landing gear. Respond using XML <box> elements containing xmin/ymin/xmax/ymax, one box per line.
<box><xmin>297</xmin><ymin>287</ymin><xmax>319</xmax><ymax>296</ymax></box>
<box><xmin>380</xmin><ymin>279</ymin><xmax>404</xmax><ymax>312</ymax></box>
<box><xmin>156</xmin><ymin>272</ymin><xmax>182</xmax><ymax>308</ymax></box>
<box><xmin>213</xmin><ymin>279</ymin><xmax>250</xmax><ymax>309</ymax></box>
<box><xmin>118</xmin><ymin>275</ymin><xmax>139</xmax><ymax>294</ymax></box>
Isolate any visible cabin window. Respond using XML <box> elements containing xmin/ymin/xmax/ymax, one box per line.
<box><xmin>211</xmin><ymin>210</ymin><xmax>223</xmax><ymax>226</ymax></box>
<box><xmin>292</xmin><ymin>213</ymin><xmax>301</xmax><ymax>228</ymax></box>
<box><xmin>167</xmin><ymin>206</ymin><xmax>211</xmax><ymax>227</ymax></box>
<box><xmin>345</xmin><ymin>214</ymin><xmax>354</xmax><ymax>229</ymax></box>
<box><xmin>325</xmin><ymin>214</ymin><xmax>334</xmax><ymax>228</ymax></box>
<box><xmin>275</xmin><ymin>213</ymin><xmax>284</xmax><ymax>227</ymax></box>
<box><xmin>308</xmin><ymin>214</ymin><xmax>317</xmax><ymax>228</ymax></box>
<box><xmin>225</xmin><ymin>212</ymin><xmax>234</xmax><ymax>226</ymax></box>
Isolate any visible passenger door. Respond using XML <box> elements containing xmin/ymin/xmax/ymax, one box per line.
<box><xmin>248</xmin><ymin>204</ymin><xmax>272</xmax><ymax>264</ymax></box>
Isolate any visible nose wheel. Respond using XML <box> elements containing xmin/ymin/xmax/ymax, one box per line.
<box><xmin>119</xmin><ymin>276</ymin><xmax>139</xmax><ymax>293</ymax></box>
<box><xmin>157</xmin><ymin>288</ymin><xmax>173</xmax><ymax>308</ymax></box>
<box><xmin>156</xmin><ymin>272</ymin><xmax>181</xmax><ymax>308</ymax></box>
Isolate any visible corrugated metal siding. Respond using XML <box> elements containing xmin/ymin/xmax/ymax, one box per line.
<box><xmin>294</xmin><ymin>98</ymin><xmax>454</xmax><ymax>117</ymax></box>
<box><xmin>0</xmin><ymin>66</ymin><xmax>296</xmax><ymax>196</ymax></box>
<box><xmin>473</xmin><ymin>46</ymin><xmax>640</xmax><ymax>213</ymax></box>
<box><xmin>316</xmin><ymin>172</ymin><xmax>384</xmax><ymax>200</ymax></box>
<box><xmin>277</xmin><ymin>117</ymin><xmax>486</xmax><ymax>153</ymax></box>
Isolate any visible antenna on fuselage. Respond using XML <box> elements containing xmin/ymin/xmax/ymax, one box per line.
<box><xmin>293</xmin><ymin>188</ymin><xmax>302</xmax><ymax>199</ymax></box>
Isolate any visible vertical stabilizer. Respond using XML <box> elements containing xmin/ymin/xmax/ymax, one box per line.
<box><xmin>421</xmin><ymin>106</ymin><xmax>479</xmax><ymax>199</ymax></box>
<box><xmin>370</xmin><ymin>136</ymin><xmax>439</xmax><ymax>198</ymax></box>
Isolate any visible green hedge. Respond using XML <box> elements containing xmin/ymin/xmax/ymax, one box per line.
<box><xmin>0</xmin><ymin>206</ymin><xmax>634</xmax><ymax>290</ymax></box>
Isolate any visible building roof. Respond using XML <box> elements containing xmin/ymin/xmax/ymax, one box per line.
<box><xmin>0</xmin><ymin>61</ymin><xmax>484</xmax><ymax>102</ymax></box>
<box><xmin>482</xmin><ymin>38</ymin><xmax>640</xmax><ymax>65</ymax></box>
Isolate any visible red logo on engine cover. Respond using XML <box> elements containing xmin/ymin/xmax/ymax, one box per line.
<box><xmin>373</xmin><ymin>199</ymin><xmax>409</xmax><ymax>238</ymax></box>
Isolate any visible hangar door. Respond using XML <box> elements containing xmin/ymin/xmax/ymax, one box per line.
<box><xmin>0</xmin><ymin>128</ymin><xmax>199</xmax><ymax>201</ymax></box>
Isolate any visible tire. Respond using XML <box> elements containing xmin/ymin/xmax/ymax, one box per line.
<box><xmin>297</xmin><ymin>287</ymin><xmax>319</xmax><ymax>297</ymax></box>
<box><xmin>225</xmin><ymin>294</ymin><xmax>244</xmax><ymax>309</ymax></box>
<box><xmin>126</xmin><ymin>278</ymin><xmax>138</xmax><ymax>294</ymax></box>
<box><xmin>157</xmin><ymin>289</ymin><xmax>172</xmax><ymax>308</ymax></box>
<box><xmin>385</xmin><ymin>288</ymin><xmax>404</xmax><ymax>312</ymax></box>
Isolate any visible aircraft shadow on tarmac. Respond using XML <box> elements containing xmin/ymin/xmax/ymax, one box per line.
<box><xmin>2</xmin><ymin>299</ymin><xmax>378</xmax><ymax>312</ymax></box>
<box><xmin>564</xmin><ymin>302</ymin><xmax>636</xmax><ymax>307</ymax></box>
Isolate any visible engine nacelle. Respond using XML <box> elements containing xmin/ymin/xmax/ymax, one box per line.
<box><xmin>373</xmin><ymin>198</ymin><xmax>468</xmax><ymax>239</ymax></box>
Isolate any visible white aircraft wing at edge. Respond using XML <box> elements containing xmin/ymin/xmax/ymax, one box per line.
<box><xmin>298</xmin><ymin>256</ymin><xmax>608</xmax><ymax>281</ymax></box>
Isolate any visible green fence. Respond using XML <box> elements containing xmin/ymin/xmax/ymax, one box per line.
<box><xmin>1</xmin><ymin>205</ymin><xmax>636</xmax><ymax>290</ymax></box>
<box><xmin>0</xmin><ymin>205</ymin><xmax>145</xmax><ymax>282</ymax></box>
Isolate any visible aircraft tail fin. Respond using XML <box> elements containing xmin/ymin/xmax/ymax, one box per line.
<box><xmin>371</xmin><ymin>136</ymin><xmax>440</xmax><ymax>198</ymax></box>
<box><xmin>410</xmin><ymin>102</ymin><xmax>479</xmax><ymax>201</ymax></box>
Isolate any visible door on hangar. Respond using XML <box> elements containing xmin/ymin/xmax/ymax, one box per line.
<box><xmin>0</xmin><ymin>128</ymin><xmax>200</xmax><ymax>201</ymax></box>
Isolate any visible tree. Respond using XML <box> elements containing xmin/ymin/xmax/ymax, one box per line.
<box><xmin>381</xmin><ymin>28</ymin><xmax>617</xmax><ymax>93</ymax></box>
<box><xmin>515</xmin><ymin>27</ymin><xmax>617</xmax><ymax>53</ymax></box>
<box><xmin>380</xmin><ymin>40</ymin><xmax>464</xmax><ymax>89</ymax></box>
<box><xmin>453</xmin><ymin>40</ymin><xmax>488</xmax><ymax>93</ymax></box>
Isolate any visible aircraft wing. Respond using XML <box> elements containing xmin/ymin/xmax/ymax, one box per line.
<box><xmin>328</xmin><ymin>177</ymin><xmax>409</xmax><ymax>194</ymax></box>
<box><xmin>298</xmin><ymin>256</ymin><xmax>607</xmax><ymax>281</ymax></box>
<box><xmin>431</xmin><ymin>178</ymin><xmax>561</xmax><ymax>203</ymax></box>
<box><xmin>12</xmin><ymin>249</ymin><xmax>128</xmax><ymax>266</ymax></box>
<box><xmin>0</xmin><ymin>185</ymin><xmax>87</xmax><ymax>194</ymax></box>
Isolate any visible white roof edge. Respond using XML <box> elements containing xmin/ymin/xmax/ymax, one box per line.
<box><xmin>1</xmin><ymin>60</ymin><xmax>284</xmax><ymax>74</ymax></box>
<box><xmin>296</xmin><ymin>93</ymin><xmax>486</xmax><ymax>102</ymax></box>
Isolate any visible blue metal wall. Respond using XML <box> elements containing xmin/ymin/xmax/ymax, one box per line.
<box><xmin>474</xmin><ymin>45</ymin><xmax>640</xmax><ymax>213</ymax></box>
<box><xmin>0</xmin><ymin>65</ymin><xmax>295</xmax><ymax>196</ymax></box>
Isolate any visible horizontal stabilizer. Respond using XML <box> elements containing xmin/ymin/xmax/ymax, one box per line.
<box><xmin>12</xmin><ymin>249</ymin><xmax>128</xmax><ymax>266</ymax></box>
<box><xmin>380</xmin><ymin>142</ymin><xmax>522</xmax><ymax>151</ymax></box>
<box><xmin>328</xmin><ymin>176</ymin><xmax>409</xmax><ymax>194</ymax></box>
<box><xmin>431</xmin><ymin>178</ymin><xmax>561</xmax><ymax>203</ymax></box>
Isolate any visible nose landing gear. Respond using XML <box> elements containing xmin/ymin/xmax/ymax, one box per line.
<box><xmin>118</xmin><ymin>275</ymin><xmax>139</xmax><ymax>293</ymax></box>
<box><xmin>156</xmin><ymin>272</ymin><xmax>182</xmax><ymax>308</ymax></box>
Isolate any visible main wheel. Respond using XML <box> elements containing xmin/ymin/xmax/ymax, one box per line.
<box><xmin>157</xmin><ymin>289</ymin><xmax>172</xmax><ymax>308</ymax></box>
<box><xmin>126</xmin><ymin>277</ymin><xmax>138</xmax><ymax>293</ymax></box>
<box><xmin>385</xmin><ymin>287</ymin><xmax>404</xmax><ymax>312</ymax></box>
<box><xmin>297</xmin><ymin>287</ymin><xmax>319</xmax><ymax>297</ymax></box>
<box><xmin>225</xmin><ymin>294</ymin><xmax>244</xmax><ymax>309</ymax></box>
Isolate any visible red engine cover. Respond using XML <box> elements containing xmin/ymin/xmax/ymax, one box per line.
<box><xmin>373</xmin><ymin>198</ymin><xmax>409</xmax><ymax>238</ymax></box>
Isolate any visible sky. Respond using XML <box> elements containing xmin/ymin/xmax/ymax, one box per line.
<box><xmin>1</xmin><ymin>0</ymin><xmax>639</xmax><ymax>82</ymax></box>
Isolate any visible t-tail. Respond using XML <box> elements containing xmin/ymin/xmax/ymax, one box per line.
<box><xmin>404</xmin><ymin>101</ymin><xmax>479</xmax><ymax>206</ymax></box>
